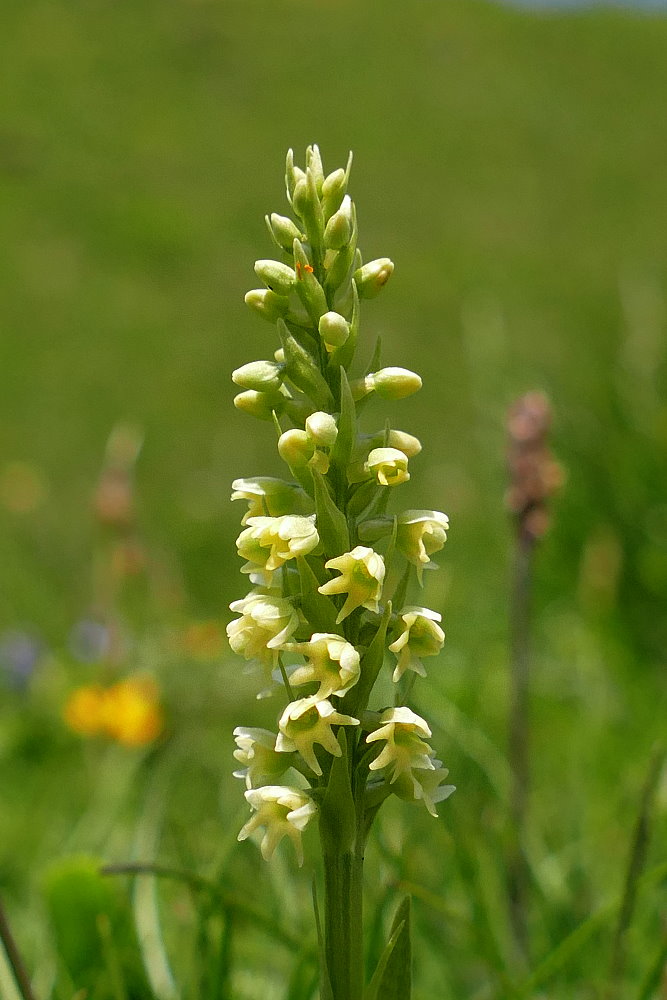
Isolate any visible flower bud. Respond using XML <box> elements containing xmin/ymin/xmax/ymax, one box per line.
<box><xmin>285</xmin><ymin>148</ymin><xmax>306</xmax><ymax>202</ymax></box>
<box><xmin>244</xmin><ymin>288</ymin><xmax>289</xmax><ymax>323</ymax></box>
<box><xmin>292</xmin><ymin>169</ymin><xmax>325</xmax><ymax>247</ymax></box>
<box><xmin>254</xmin><ymin>260</ymin><xmax>296</xmax><ymax>296</ymax></box>
<box><xmin>365</xmin><ymin>447</ymin><xmax>410</xmax><ymax>487</ymax></box>
<box><xmin>323</xmin><ymin>195</ymin><xmax>353</xmax><ymax>250</ymax></box>
<box><xmin>305</xmin><ymin>411</ymin><xmax>338</xmax><ymax>449</ymax></box>
<box><xmin>306</xmin><ymin>143</ymin><xmax>325</xmax><ymax>194</ymax></box>
<box><xmin>387</xmin><ymin>429</ymin><xmax>422</xmax><ymax>458</ymax></box>
<box><xmin>234</xmin><ymin>390</ymin><xmax>283</xmax><ymax>421</ymax></box>
<box><xmin>318</xmin><ymin>311</ymin><xmax>350</xmax><ymax>352</ymax></box>
<box><xmin>278</xmin><ymin>428</ymin><xmax>314</xmax><ymax>468</ymax></box>
<box><xmin>232</xmin><ymin>360</ymin><xmax>284</xmax><ymax>394</ymax></box>
<box><xmin>368</xmin><ymin>367</ymin><xmax>422</xmax><ymax>400</ymax></box>
<box><xmin>266</xmin><ymin>213</ymin><xmax>304</xmax><ymax>252</ymax></box>
<box><xmin>274</xmin><ymin>347</ymin><xmax>285</xmax><ymax>364</ymax></box>
<box><xmin>322</xmin><ymin>151</ymin><xmax>352</xmax><ymax>220</ymax></box>
<box><xmin>293</xmin><ymin>240</ymin><xmax>328</xmax><ymax>323</ymax></box>
<box><xmin>354</xmin><ymin>257</ymin><xmax>394</xmax><ymax>298</ymax></box>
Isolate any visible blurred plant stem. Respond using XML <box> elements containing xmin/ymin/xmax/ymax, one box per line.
<box><xmin>0</xmin><ymin>898</ymin><xmax>38</xmax><ymax>1000</ymax></box>
<box><xmin>507</xmin><ymin>525</ymin><xmax>535</xmax><ymax>964</ymax></box>
<box><xmin>505</xmin><ymin>392</ymin><xmax>563</xmax><ymax>966</ymax></box>
<box><xmin>604</xmin><ymin>744</ymin><xmax>666</xmax><ymax>1000</ymax></box>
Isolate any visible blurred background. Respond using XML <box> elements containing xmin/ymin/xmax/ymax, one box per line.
<box><xmin>1</xmin><ymin>1</ymin><xmax>666</xmax><ymax>997</ymax></box>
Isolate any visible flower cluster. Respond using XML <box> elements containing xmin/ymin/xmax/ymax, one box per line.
<box><xmin>227</xmin><ymin>146</ymin><xmax>454</xmax><ymax>866</ymax></box>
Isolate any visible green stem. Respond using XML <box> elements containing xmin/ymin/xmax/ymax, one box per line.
<box><xmin>322</xmin><ymin>845</ymin><xmax>364</xmax><ymax>1000</ymax></box>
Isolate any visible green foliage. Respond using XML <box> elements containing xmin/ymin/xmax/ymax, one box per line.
<box><xmin>42</xmin><ymin>856</ymin><xmax>149</xmax><ymax>1000</ymax></box>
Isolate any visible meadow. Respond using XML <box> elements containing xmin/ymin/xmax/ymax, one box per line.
<box><xmin>1</xmin><ymin>1</ymin><xmax>666</xmax><ymax>997</ymax></box>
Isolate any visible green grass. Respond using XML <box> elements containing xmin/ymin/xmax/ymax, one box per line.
<box><xmin>1</xmin><ymin>0</ymin><xmax>667</xmax><ymax>997</ymax></box>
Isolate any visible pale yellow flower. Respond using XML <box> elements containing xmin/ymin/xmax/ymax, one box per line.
<box><xmin>392</xmin><ymin>760</ymin><xmax>455</xmax><ymax>817</ymax></box>
<box><xmin>238</xmin><ymin>785</ymin><xmax>317</xmax><ymax>866</ymax></box>
<box><xmin>236</xmin><ymin>514</ymin><xmax>319</xmax><ymax>582</ymax></box>
<box><xmin>367</xmin><ymin>707</ymin><xmax>435</xmax><ymax>784</ymax></box>
<box><xmin>282</xmin><ymin>633</ymin><xmax>360</xmax><ymax>699</ymax></box>
<box><xmin>227</xmin><ymin>592</ymin><xmax>299</xmax><ymax>671</ymax></box>
<box><xmin>276</xmin><ymin>697</ymin><xmax>359</xmax><ymax>776</ymax></box>
<box><xmin>233</xmin><ymin>727</ymin><xmax>294</xmax><ymax>788</ymax></box>
<box><xmin>365</xmin><ymin>447</ymin><xmax>410</xmax><ymax>487</ymax></box>
<box><xmin>388</xmin><ymin>606</ymin><xmax>445</xmax><ymax>682</ymax></box>
<box><xmin>396</xmin><ymin>510</ymin><xmax>449</xmax><ymax>583</ymax></box>
<box><xmin>231</xmin><ymin>477</ymin><xmax>310</xmax><ymax>525</ymax></box>
<box><xmin>318</xmin><ymin>545</ymin><xmax>385</xmax><ymax>623</ymax></box>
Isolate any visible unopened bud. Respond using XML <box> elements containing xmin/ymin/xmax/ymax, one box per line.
<box><xmin>254</xmin><ymin>260</ymin><xmax>296</xmax><ymax>297</ymax></box>
<box><xmin>306</xmin><ymin>144</ymin><xmax>324</xmax><ymax>194</ymax></box>
<box><xmin>293</xmin><ymin>240</ymin><xmax>328</xmax><ymax>322</ymax></box>
<box><xmin>322</xmin><ymin>152</ymin><xmax>352</xmax><ymax>220</ymax></box>
<box><xmin>274</xmin><ymin>347</ymin><xmax>285</xmax><ymax>364</ymax></box>
<box><xmin>266</xmin><ymin>213</ymin><xmax>304</xmax><ymax>252</ymax></box>
<box><xmin>369</xmin><ymin>367</ymin><xmax>422</xmax><ymax>400</ymax></box>
<box><xmin>354</xmin><ymin>258</ymin><xmax>394</xmax><ymax>298</ymax></box>
<box><xmin>318</xmin><ymin>311</ymin><xmax>350</xmax><ymax>352</ymax></box>
<box><xmin>278</xmin><ymin>428</ymin><xmax>314</xmax><ymax>468</ymax></box>
<box><xmin>285</xmin><ymin>149</ymin><xmax>306</xmax><ymax>202</ymax></box>
<box><xmin>293</xmin><ymin>170</ymin><xmax>325</xmax><ymax>247</ymax></box>
<box><xmin>234</xmin><ymin>390</ymin><xmax>284</xmax><ymax>421</ymax></box>
<box><xmin>386</xmin><ymin>429</ymin><xmax>422</xmax><ymax>458</ymax></box>
<box><xmin>305</xmin><ymin>412</ymin><xmax>338</xmax><ymax>449</ymax></box>
<box><xmin>244</xmin><ymin>288</ymin><xmax>290</xmax><ymax>322</ymax></box>
<box><xmin>232</xmin><ymin>360</ymin><xmax>285</xmax><ymax>394</ymax></box>
<box><xmin>323</xmin><ymin>196</ymin><xmax>352</xmax><ymax>250</ymax></box>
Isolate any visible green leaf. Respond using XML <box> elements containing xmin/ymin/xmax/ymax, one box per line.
<box><xmin>278</xmin><ymin>319</ymin><xmax>334</xmax><ymax>409</ymax></box>
<box><xmin>297</xmin><ymin>556</ymin><xmax>339</xmax><ymax>633</ymax></box>
<box><xmin>365</xmin><ymin>335</ymin><xmax>382</xmax><ymax>376</ymax></box>
<box><xmin>312</xmin><ymin>468</ymin><xmax>350</xmax><ymax>557</ymax></box>
<box><xmin>365</xmin><ymin>897</ymin><xmax>411</xmax><ymax>1000</ymax></box>
<box><xmin>320</xmin><ymin>732</ymin><xmax>356</xmax><ymax>855</ymax></box>
<box><xmin>344</xmin><ymin>602</ymin><xmax>391</xmax><ymax>716</ymax></box>
<box><xmin>331</xmin><ymin>367</ymin><xmax>356</xmax><ymax>473</ymax></box>
<box><xmin>311</xmin><ymin>879</ymin><xmax>334</xmax><ymax>1000</ymax></box>
<box><xmin>330</xmin><ymin>281</ymin><xmax>359</xmax><ymax>372</ymax></box>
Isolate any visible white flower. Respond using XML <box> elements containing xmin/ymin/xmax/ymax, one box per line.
<box><xmin>232</xmin><ymin>727</ymin><xmax>294</xmax><ymax>788</ymax></box>
<box><xmin>388</xmin><ymin>606</ymin><xmax>445</xmax><ymax>682</ymax></box>
<box><xmin>238</xmin><ymin>785</ymin><xmax>317</xmax><ymax>866</ymax></box>
<box><xmin>231</xmin><ymin>477</ymin><xmax>310</xmax><ymax>524</ymax></box>
<box><xmin>396</xmin><ymin>510</ymin><xmax>449</xmax><ymax>583</ymax></box>
<box><xmin>236</xmin><ymin>514</ymin><xmax>319</xmax><ymax>582</ymax></box>
<box><xmin>367</xmin><ymin>707</ymin><xmax>436</xmax><ymax>784</ymax></box>
<box><xmin>282</xmin><ymin>633</ymin><xmax>360</xmax><ymax>699</ymax></box>
<box><xmin>365</xmin><ymin>447</ymin><xmax>410</xmax><ymax>487</ymax></box>
<box><xmin>318</xmin><ymin>545</ymin><xmax>385</xmax><ymax>623</ymax></box>
<box><xmin>226</xmin><ymin>592</ymin><xmax>299</xmax><ymax>673</ymax></box>
<box><xmin>276</xmin><ymin>697</ymin><xmax>359</xmax><ymax>776</ymax></box>
<box><xmin>392</xmin><ymin>760</ymin><xmax>455</xmax><ymax>817</ymax></box>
